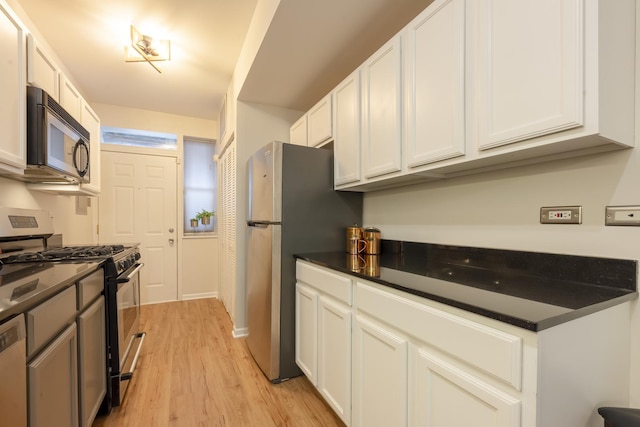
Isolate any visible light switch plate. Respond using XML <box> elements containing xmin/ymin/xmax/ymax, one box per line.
<box><xmin>605</xmin><ymin>206</ymin><xmax>640</xmax><ymax>226</ymax></box>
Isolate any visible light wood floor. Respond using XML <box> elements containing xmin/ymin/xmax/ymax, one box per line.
<box><xmin>93</xmin><ymin>298</ymin><xmax>344</xmax><ymax>427</ymax></box>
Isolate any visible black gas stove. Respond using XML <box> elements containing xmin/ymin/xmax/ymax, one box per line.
<box><xmin>1</xmin><ymin>244</ymin><xmax>140</xmax><ymax>277</ymax></box>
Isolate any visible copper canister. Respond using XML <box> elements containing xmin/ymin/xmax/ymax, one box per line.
<box><xmin>363</xmin><ymin>227</ymin><xmax>381</xmax><ymax>254</ymax></box>
<box><xmin>346</xmin><ymin>226</ymin><xmax>365</xmax><ymax>254</ymax></box>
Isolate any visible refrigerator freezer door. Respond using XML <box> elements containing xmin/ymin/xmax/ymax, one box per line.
<box><xmin>247</xmin><ymin>141</ymin><xmax>282</xmax><ymax>223</ymax></box>
<box><xmin>246</xmin><ymin>223</ymin><xmax>282</xmax><ymax>380</ymax></box>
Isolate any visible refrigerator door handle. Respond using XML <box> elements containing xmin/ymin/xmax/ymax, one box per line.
<box><xmin>248</xmin><ymin>220</ymin><xmax>280</xmax><ymax>227</ymax></box>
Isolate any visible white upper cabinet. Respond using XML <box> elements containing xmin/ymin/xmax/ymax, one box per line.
<box><xmin>307</xmin><ymin>93</ymin><xmax>333</xmax><ymax>147</ymax></box>
<box><xmin>80</xmin><ymin>100</ymin><xmax>101</xmax><ymax>195</ymax></box>
<box><xmin>60</xmin><ymin>74</ymin><xmax>83</xmax><ymax>121</ymax></box>
<box><xmin>290</xmin><ymin>115</ymin><xmax>307</xmax><ymax>146</ymax></box>
<box><xmin>330</xmin><ymin>0</ymin><xmax>635</xmax><ymax>191</ymax></box>
<box><xmin>471</xmin><ymin>0</ymin><xmax>635</xmax><ymax>152</ymax></box>
<box><xmin>474</xmin><ymin>0</ymin><xmax>582</xmax><ymax>149</ymax></box>
<box><xmin>0</xmin><ymin>0</ymin><xmax>26</xmax><ymax>175</ymax></box>
<box><xmin>26</xmin><ymin>34</ymin><xmax>60</xmax><ymax>99</ymax></box>
<box><xmin>361</xmin><ymin>35</ymin><xmax>403</xmax><ymax>179</ymax></box>
<box><xmin>333</xmin><ymin>69</ymin><xmax>361</xmax><ymax>186</ymax></box>
<box><xmin>404</xmin><ymin>0</ymin><xmax>466</xmax><ymax>168</ymax></box>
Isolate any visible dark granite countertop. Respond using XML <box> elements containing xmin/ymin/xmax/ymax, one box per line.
<box><xmin>0</xmin><ymin>260</ymin><xmax>102</xmax><ymax>323</ymax></box>
<box><xmin>295</xmin><ymin>240</ymin><xmax>638</xmax><ymax>331</ymax></box>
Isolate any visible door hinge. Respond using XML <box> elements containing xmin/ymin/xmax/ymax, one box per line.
<box><xmin>96</xmin><ymin>224</ymin><xmax>100</xmax><ymax>235</ymax></box>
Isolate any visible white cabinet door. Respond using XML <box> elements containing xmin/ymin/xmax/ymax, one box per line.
<box><xmin>474</xmin><ymin>0</ymin><xmax>582</xmax><ymax>150</ymax></box>
<box><xmin>352</xmin><ymin>314</ymin><xmax>408</xmax><ymax>427</ymax></box>
<box><xmin>27</xmin><ymin>34</ymin><xmax>60</xmax><ymax>99</ymax></box>
<box><xmin>77</xmin><ymin>297</ymin><xmax>106</xmax><ymax>427</ymax></box>
<box><xmin>290</xmin><ymin>115</ymin><xmax>307</xmax><ymax>146</ymax></box>
<box><xmin>361</xmin><ymin>35</ymin><xmax>402</xmax><ymax>179</ymax></box>
<box><xmin>295</xmin><ymin>282</ymin><xmax>318</xmax><ymax>384</ymax></box>
<box><xmin>333</xmin><ymin>70</ymin><xmax>361</xmax><ymax>186</ymax></box>
<box><xmin>411</xmin><ymin>345</ymin><xmax>521</xmax><ymax>427</ymax></box>
<box><xmin>0</xmin><ymin>0</ymin><xmax>26</xmax><ymax>174</ymax></box>
<box><xmin>307</xmin><ymin>93</ymin><xmax>332</xmax><ymax>147</ymax></box>
<box><xmin>318</xmin><ymin>296</ymin><xmax>351</xmax><ymax>425</ymax></box>
<box><xmin>28</xmin><ymin>323</ymin><xmax>79</xmax><ymax>427</ymax></box>
<box><xmin>60</xmin><ymin>74</ymin><xmax>83</xmax><ymax>121</ymax></box>
<box><xmin>404</xmin><ymin>0</ymin><xmax>466</xmax><ymax>168</ymax></box>
<box><xmin>80</xmin><ymin>100</ymin><xmax>101</xmax><ymax>195</ymax></box>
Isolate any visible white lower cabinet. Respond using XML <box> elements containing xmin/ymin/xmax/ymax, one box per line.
<box><xmin>296</xmin><ymin>260</ymin><xmax>630</xmax><ymax>427</ymax></box>
<box><xmin>352</xmin><ymin>314</ymin><xmax>408</xmax><ymax>427</ymax></box>
<box><xmin>410</xmin><ymin>344</ymin><xmax>521</xmax><ymax>427</ymax></box>
<box><xmin>28</xmin><ymin>323</ymin><xmax>79</xmax><ymax>427</ymax></box>
<box><xmin>318</xmin><ymin>296</ymin><xmax>351</xmax><ymax>423</ymax></box>
<box><xmin>295</xmin><ymin>282</ymin><xmax>318</xmax><ymax>383</ymax></box>
<box><xmin>296</xmin><ymin>262</ymin><xmax>353</xmax><ymax>425</ymax></box>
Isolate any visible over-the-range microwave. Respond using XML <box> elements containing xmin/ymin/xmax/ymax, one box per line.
<box><xmin>24</xmin><ymin>86</ymin><xmax>90</xmax><ymax>183</ymax></box>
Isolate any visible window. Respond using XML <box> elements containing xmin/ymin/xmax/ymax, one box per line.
<box><xmin>101</xmin><ymin>126</ymin><xmax>177</xmax><ymax>150</ymax></box>
<box><xmin>184</xmin><ymin>137</ymin><xmax>217</xmax><ymax>234</ymax></box>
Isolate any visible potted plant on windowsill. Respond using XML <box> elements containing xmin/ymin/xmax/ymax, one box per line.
<box><xmin>195</xmin><ymin>209</ymin><xmax>215</xmax><ymax>226</ymax></box>
<box><xmin>190</xmin><ymin>218</ymin><xmax>199</xmax><ymax>228</ymax></box>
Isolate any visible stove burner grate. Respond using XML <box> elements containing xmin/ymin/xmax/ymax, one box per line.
<box><xmin>1</xmin><ymin>245</ymin><xmax>126</xmax><ymax>264</ymax></box>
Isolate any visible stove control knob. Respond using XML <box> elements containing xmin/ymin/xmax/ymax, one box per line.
<box><xmin>134</xmin><ymin>252</ymin><xmax>141</xmax><ymax>260</ymax></box>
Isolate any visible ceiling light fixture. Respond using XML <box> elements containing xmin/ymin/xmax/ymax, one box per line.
<box><xmin>124</xmin><ymin>25</ymin><xmax>171</xmax><ymax>73</ymax></box>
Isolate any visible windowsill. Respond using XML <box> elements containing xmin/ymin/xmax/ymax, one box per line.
<box><xmin>183</xmin><ymin>232</ymin><xmax>218</xmax><ymax>239</ymax></box>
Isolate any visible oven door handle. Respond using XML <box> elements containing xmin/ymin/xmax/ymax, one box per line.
<box><xmin>117</xmin><ymin>263</ymin><xmax>144</xmax><ymax>283</ymax></box>
<box><xmin>120</xmin><ymin>332</ymin><xmax>146</xmax><ymax>381</ymax></box>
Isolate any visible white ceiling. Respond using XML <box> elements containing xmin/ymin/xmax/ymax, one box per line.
<box><xmin>16</xmin><ymin>0</ymin><xmax>433</xmax><ymax>120</ymax></box>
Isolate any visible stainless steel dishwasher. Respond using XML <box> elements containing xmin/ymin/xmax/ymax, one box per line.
<box><xmin>0</xmin><ymin>314</ymin><xmax>27</xmax><ymax>426</ymax></box>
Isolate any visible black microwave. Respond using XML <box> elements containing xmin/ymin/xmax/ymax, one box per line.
<box><xmin>25</xmin><ymin>86</ymin><xmax>90</xmax><ymax>183</ymax></box>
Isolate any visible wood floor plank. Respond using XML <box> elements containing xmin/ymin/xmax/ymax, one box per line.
<box><xmin>93</xmin><ymin>298</ymin><xmax>344</xmax><ymax>427</ymax></box>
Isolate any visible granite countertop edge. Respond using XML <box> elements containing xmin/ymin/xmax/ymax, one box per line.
<box><xmin>295</xmin><ymin>253</ymin><xmax>638</xmax><ymax>332</ymax></box>
<box><xmin>0</xmin><ymin>261</ymin><xmax>103</xmax><ymax>324</ymax></box>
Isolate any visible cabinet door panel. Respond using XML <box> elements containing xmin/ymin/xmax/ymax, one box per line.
<box><xmin>318</xmin><ymin>296</ymin><xmax>351</xmax><ymax>424</ymax></box>
<box><xmin>295</xmin><ymin>282</ymin><xmax>318</xmax><ymax>384</ymax></box>
<box><xmin>60</xmin><ymin>74</ymin><xmax>83</xmax><ymax>121</ymax></box>
<box><xmin>475</xmin><ymin>0</ymin><xmax>583</xmax><ymax>149</ymax></box>
<box><xmin>80</xmin><ymin>101</ymin><xmax>101</xmax><ymax>195</ymax></box>
<box><xmin>27</xmin><ymin>34</ymin><xmax>60</xmax><ymax>99</ymax></box>
<box><xmin>412</xmin><ymin>346</ymin><xmax>521</xmax><ymax>427</ymax></box>
<box><xmin>78</xmin><ymin>298</ymin><xmax>106</xmax><ymax>427</ymax></box>
<box><xmin>0</xmin><ymin>1</ymin><xmax>26</xmax><ymax>172</ymax></box>
<box><xmin>28</xmin><ymin>323</ymin><xmax>79</xmax><ymax>427</ymax></box>
<box><xmin>353</xmin><ymin>315</ymin><xmax>408</xmax><ymax>427</ymax></box>
<box><xmin>308</xmin><ymin>94</ymin><xmax>332</xmax><ymax>147</ymax></box>
<box><xmin>334</xmin><ymin>70</ymin><xmax>361</xmax><ymax>185</ymax></box>
<box><xmin>290</xmin><ymin>116</ymin><xmax>307</xmax><ymax>146</ymax></box>
<box><xmin>405</xmin><ymin>0</ymin><xmax>466</xmax><ymax>167</ymax></box>
<box><xmin>361</xmin><ymin>36</ymin><xmax>402</xmax><ymax>179</ymax></box>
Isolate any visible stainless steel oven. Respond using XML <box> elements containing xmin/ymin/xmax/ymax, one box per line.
<box><xmin>113</xmin><ymin>261</ymin><xmax>145</xmax><ymax>405</ymax></box>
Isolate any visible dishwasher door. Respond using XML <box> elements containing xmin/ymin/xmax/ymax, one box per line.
<box><xmin>0</xmin><ymin>314</ymin><xmax>27</xmax><ymax>426</ymax></box>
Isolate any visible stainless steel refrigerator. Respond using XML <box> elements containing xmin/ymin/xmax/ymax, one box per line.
<box><xmin>246</xmin><ymin>141</ymin><xmax>363</xmax><ymax>382</ymax></box>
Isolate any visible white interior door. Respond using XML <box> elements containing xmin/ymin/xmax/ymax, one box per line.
<box><xmin>99</xmin><ymin>150</ymin><xmax>178</xmax><ymax>304</ymax></box>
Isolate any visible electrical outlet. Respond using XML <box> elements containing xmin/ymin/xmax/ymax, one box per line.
<box><xmin>540</xmin><ymin>206</ymin><xmax>582</xmax><ymax>224</ymax></box>
<box><xmin>605</xmin><ymin>206</ymin><xmax>640</xmax><ymax>226</ymax></box>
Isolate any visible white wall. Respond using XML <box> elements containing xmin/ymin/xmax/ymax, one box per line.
<box><xmin>0</xmin><ymin>176</ymin><xmax>96</xmax><ymax>243</ymax></box>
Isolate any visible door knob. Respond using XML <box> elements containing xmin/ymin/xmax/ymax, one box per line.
<box><xmin>169</xmin><ymin>228</ymin><xmax>174</xmax><ymax>233</ymax></box>
<box><xmin>169</xmin><ymin>238</ymin><xmax>175</xmax><ymax>244</ymax></box>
